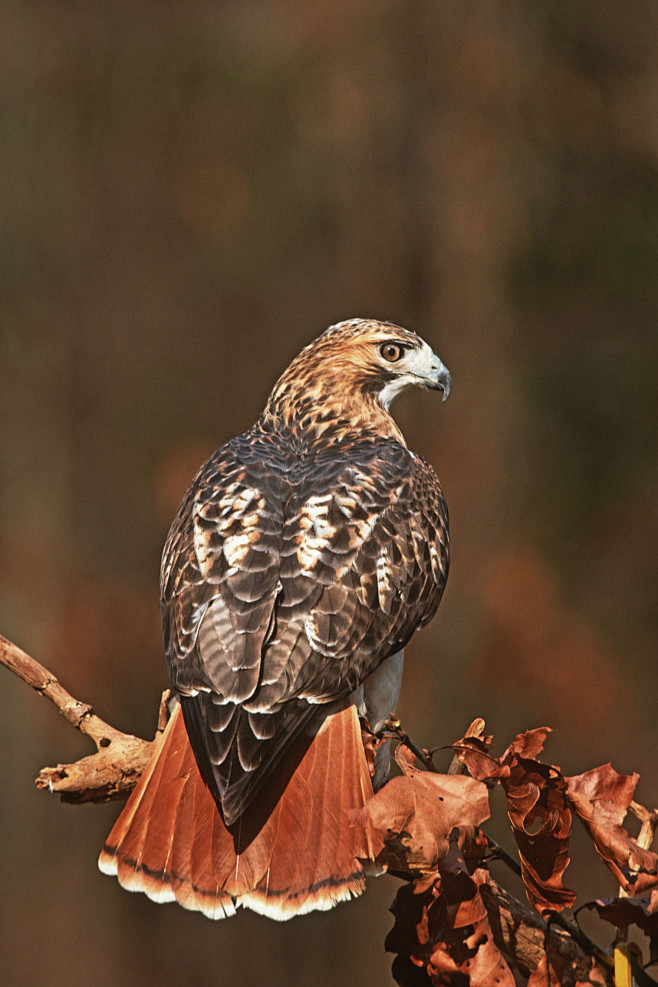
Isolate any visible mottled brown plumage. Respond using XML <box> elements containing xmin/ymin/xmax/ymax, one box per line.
<box><xmin>100</xmin><ymin>318</ymin><xmax>451</xmax><ymax>919</ymax></box>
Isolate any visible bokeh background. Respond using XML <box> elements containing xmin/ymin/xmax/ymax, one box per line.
<box><xmin>1</xmin><ymin>2</ymin><xmax>657</xmax><ymax>984</ymax></box>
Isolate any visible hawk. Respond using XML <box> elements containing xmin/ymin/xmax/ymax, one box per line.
<box><xmin>99</xmin><ymin>319</ymin><xmax>451</xmax><ymax>919</ymax></box>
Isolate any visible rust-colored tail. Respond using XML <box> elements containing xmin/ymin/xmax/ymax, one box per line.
<box><xmin>98</xmin><ymin>702</ymin><xmax>380</xmax><ymax>920</ymax></box>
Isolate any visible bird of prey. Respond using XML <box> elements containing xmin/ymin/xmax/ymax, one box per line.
<box><xmin>99</xmin><ymin>318</ymin><xmax>451</xmax><ymax>919</ymax></box>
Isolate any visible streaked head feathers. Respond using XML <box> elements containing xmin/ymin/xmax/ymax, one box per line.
<box><xmin>264</xmin><ymin>318</ymin><xmax>451</xmax><ymax>441</ymax></box>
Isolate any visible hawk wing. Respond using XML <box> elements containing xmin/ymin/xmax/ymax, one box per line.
<box><xmin>161</xmin><ymin>427</ymin><xmax>449</xmax><ymax>824</ymax></box>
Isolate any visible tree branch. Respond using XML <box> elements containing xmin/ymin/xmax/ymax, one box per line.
<box><xmin>0</xmin><ymin>632</ymin><xmax>165</xmax><ymax>803</ymax></box>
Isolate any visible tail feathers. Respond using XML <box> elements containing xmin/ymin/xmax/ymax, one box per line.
<box><xmin>99</xmin><ymin>702</ymin><xmax>380</xmax><ymax>920</ymax></box>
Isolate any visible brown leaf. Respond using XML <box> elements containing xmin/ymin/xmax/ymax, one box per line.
<box><xmin>390</xmin><ymin>956</ymin><xmax>433</xmax><ymax>987</ymax></box>
<box><xmin>459</xmin><ymin>827</ymin><xmax>491</xmax><ymax>876</ymax></box>
<box><xmin>429</xmin><ymin>844</ymin><xmax>515</xmax><ymax>986</ymax></box>
<box><xmin>450</xmin><ymin>734</ymin><xmax>503</xmax><ymax>785</ymax></box>
<box><xmin>501</xmin><ymin>727</ymin><xmax>553</xmax><ymax>763</ymax></box>
<box><xmin>504</xmin><ymin>755</ymin><xmax>575</xmax><ymax>913</ymax></box>
<box><xmin>451</xmin><ymin>728</ymin><xmax>551</xmax><ymax>786</ymax></box>
<box><xmin>387</xmin><ymin>876</ymin><xmax>441</xmax><ymax>980</ymax></box>
<box><xmin>354</xmin><ymin>752</ymin><xmax>490</xmax><ymax>871</ymax></box>
<box><xmin>527</xmin><ymin>952</ymin><xmax>608</xmax><ymax>987</ymax></box>
<box><xmin>438</xmin><ymin>840</ymin><xmax>488</xmax><ymax>929</ymax></box>
<box><xmin>565</xmin><ymin>765</ymin><xmax>658</xmax><ymax>894</ymax></box>
<box><xmin>395</xmin><ymin>743</ymin><xmax>422</xmax><ymax>773</ymax></box>
<box><xmin>453</xmin><ymin>726</ymin><xmax>576</xmax><ymax>913</ymax></box>
<box><xmin>387</xmin><ymin>843</ymin><xmax>514</xmax><ymax>987</ymax></box>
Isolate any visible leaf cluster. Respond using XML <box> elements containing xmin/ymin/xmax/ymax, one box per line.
<box><xmin>357</xmin><ymin>724</ymin><xmax>658</xmax><ymax>985</ymax></box>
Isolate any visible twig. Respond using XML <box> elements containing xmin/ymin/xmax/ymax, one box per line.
<box><xmin>384</xmin><ymin>713</ymin><xmax>440</xmax><ymax>773</ymax></box>
<box><xmin>484</xmin><ymin>834</ymin><xmax>523</xmax><ymax>879</ymax></box>
<box><xmin>447</xmin><ymin>716</ymin><xmax>486</xmax><ymax>774</ymax></box>
<box><xmin>1</xmin><ymin>632</ymin><xmax>114</xmax><ymax>739</ymax></box>
<box><xmin>549</xmin><ymin>909</ymin><xmax>613</xmax><ymax>973</ymax></box>
<box><xmin>630</xmin><ymin>800</ymin><xmax>658</xmax><ymax>853</ymax></box>
<box><xmin>0</xmin><ymin>632</ymin><xmax>165</xmax><ymax>803</ymax></box>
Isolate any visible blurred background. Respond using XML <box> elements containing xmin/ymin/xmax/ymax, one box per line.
<box><xmin>1</xmin><ymin>1</ymin><xmax>657</xmax><ymax>984</ymax></box>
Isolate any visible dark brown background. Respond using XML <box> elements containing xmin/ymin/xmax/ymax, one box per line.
<box><xmin>1</xmin><ymin>2</ymin><xmax>657</xmax><ymax>984</ymax></box>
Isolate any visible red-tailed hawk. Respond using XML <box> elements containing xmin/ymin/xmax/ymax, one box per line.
<box><xmin>99</xmin><ymin>318</ymin><xmax>451</xmax><ymax>919</ymax></box>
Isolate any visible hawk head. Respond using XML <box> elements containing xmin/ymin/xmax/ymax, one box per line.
<box><xmin>264</xmin><ymin>318</ymin><xmax>451</xmax><ymax>441</ymax></box>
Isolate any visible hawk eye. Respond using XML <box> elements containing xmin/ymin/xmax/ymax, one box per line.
<box><xmin>379</xmin><ymin>342</ymin><xmax>403</xmax><ymax>363</ymax></box>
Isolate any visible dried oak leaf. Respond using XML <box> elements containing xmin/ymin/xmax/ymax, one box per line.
<box><xmin>429</xmin><ymin>842</ymin><xmax>515</xmax><ymax>986</ymax></box>
<box><xmin>387</xmin><ymin>874</ymin><xmax>442</xmax><ymax>986</ymax></box>
<box><xmin>459</xmin><ymin>827</ymin><xmax>491</xmax><ymax>876</ymax></box>
<box><xmin>450</xmin><ymin>733</ymin><xmax>500</xmax><ymax>784</ymax></box>
<box><xmin>352</xmin><ymin>746</ymin><xmax>490</xmax><ymax>871</ymax></box>
<box><xmin>501</xmin><ymin>727</ymin><xmax>553</xmax><ymax>763</ymax></box>
<box><xmin>504</xmin><ymin>754</ymin><xmax>575</xmax><ymax>913</ymax></box>
<box><xmin>452</xmin><ymin>727</ymin><xmax>552</xmax><ymax>786</ymax></box>
<box><xmin>565</xmin><ymin>765</ymin><xmax>658</xmax><ymax>895</ymax></box>
<box><xmin>387</xmin><ymin>840</ymin><xmax>514</xmax><ymax>987</ymax></box>
<box><xmin>455</xmin><ymin>726</ymin><xmax>575</xmax><ymax>914</ymax></box>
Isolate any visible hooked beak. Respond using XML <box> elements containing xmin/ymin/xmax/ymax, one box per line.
<box><xmin>426</xmin><ymin>353</ymin><xmax>452</xmax><ymax>403</ymax></box>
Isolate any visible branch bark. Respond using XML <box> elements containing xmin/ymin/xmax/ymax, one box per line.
<box><xmin>0</xmin><ymin>632</ymin><xmax>166</xmax><ymax>803</ymax></box>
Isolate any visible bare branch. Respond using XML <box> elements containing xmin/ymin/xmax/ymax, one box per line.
<box><xmin>384</xmin><ymin>712</ymin><xmax>438</xmax><ymax>772</ymax></box>
<box><xmin>630</xmin><ymin>800</ymin><xmax>658</xmax><ymax>852</ymax></box>
<box><xmin>0</xmin><ymin>632</ymin><xmax>164</xmax><ymax>803</ymax></box>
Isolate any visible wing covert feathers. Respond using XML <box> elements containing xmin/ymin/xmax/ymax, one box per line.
<box><xmin>162</xmin><ymin>438</ymin><xmax>448</xmax><ymax>821</ymax></box>
<box><xmin>98</xmin><ymin>703</ymin><xmax>381</xmax><ymax>920</ymax></box>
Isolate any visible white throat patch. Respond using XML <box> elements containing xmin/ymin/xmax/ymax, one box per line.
<box><xmin>378</xmin><ymin>376</ymin><xmax>412</xmax><ymax>411</ymax></box>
